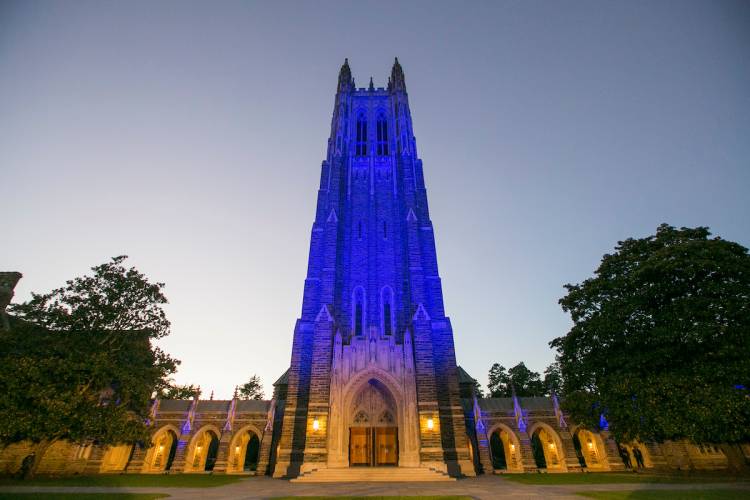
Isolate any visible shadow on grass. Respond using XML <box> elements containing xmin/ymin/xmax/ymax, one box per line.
<box><xmin>0</xmin><ymin>474</ymin><xmax>245</xmax><ymax>488</ymax></box>
<box><xmin>500</xmin><ymin>472</ymin><xmax>750</xmax><ymax>485</ymax></box>
<box><xmin>0</xmin><ymin>494</ymin><xmax>168</xmax><ymax>499</ymax></box>
<box><xmin>577</xmin><ymin>490</ymin><xmax>749</xmax><ymax>500</ymax></box>
<box><xmin>271</xmin><ymin>497</ymin><xmax>473</xmax><ymax>500</ymax></box>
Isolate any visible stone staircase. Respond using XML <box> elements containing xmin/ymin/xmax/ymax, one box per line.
<box><xmin>290</xmin><ymin>466</ymin><xmax>456</xmax><ymax>482</ymax></box>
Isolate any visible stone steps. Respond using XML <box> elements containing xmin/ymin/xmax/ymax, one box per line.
<box><xmin>290</xmin><ymin>466</ymin><xmax>455</xmax><ymax>482</ymax></box>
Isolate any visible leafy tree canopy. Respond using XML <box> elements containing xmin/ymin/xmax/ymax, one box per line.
<box><xmin>158</xmin><ymin>381</ymin><xmax>200</xmax><ymax>400</ymax></box>
<box><xmin>1</xmin><ymin>256</ymin><xmax>178</xmax><ymax>476</ymax></box>
<box><xmin>487</xmin><ymin>362</ymin><xmax>546</xmax><ymax>398</ymax></box>
<box><xmin>239</xmin><ymin>375</ymin><xmax>264</xmax><ymax>400</ymax></box>
<box><xmin>551</xmin><ymin>225</ymin><xmax>750</xmax><ymax>449</ymax></box>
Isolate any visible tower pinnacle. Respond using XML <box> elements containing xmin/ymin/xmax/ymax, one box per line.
<box><xmin>338</xmin><ymin>58</ymin><xmax>354</xmax><ymax>92</ymax></box>
<box><xmin>389</xmin><ymin>57</ymin><xmax>406</xmax><ymax>92</ymax></box>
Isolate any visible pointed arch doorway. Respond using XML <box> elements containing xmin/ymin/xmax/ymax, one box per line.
<box><xmin>348</xmin><ymin>379</ymin><xmax>399</xmax><ymax>466</ymax></box>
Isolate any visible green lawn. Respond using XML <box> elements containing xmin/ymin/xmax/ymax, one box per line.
<box><xmin>577</xmin><ymin>490</ymin><xmax>749</xmax><ymax>500</ymax></box>
<box><xmin>0</xmin><ymin>494</ymin><xmax>168</xmax><ymax>499</ymax></box>
<box><xmin>500</xmin><ymin>472</ymin><xmax>749</xmax><ymax>485</ymax></box>
<box><xmin>271</xmin><ymin>497</ymin><xmax>473</xmax><ymax>500</ymax></box>
<box><xmin>0</xmin><ymin>474</ymin><xmax>244</xmax><ymax>488</ymax></box>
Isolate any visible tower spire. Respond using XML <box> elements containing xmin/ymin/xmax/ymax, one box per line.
<box><xmin>389</xmin><ymin>57</ymin><xmax>406</xmax><ymax>92</ymax></box>
<box><xmin>337</xmin><ymin>58</ymin><xmax>354</xmax><ymax>93</ymax></box>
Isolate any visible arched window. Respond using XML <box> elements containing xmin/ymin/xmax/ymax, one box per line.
<box><xmin>376</xmin><ymin>113</ymin><xmax>389</xmax><ymax>156</ymax></box>
<box><xmin>356</xmin><ymin>113</ymin><xmax>368</xmax><ymax>157</ymax></box>
<box><xmin>353</xmin><ymin>287</ymin><xmax>365</xmax><ymax>336</ymax></box>
<box><xmin>381</xmin><ymin>286</ymin><xmax>394</xmax><ymax>336</ymax></box>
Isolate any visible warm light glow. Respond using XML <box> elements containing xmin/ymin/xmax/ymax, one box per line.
<box><xmin>312</xmin><ymin>418</ymin><xmax>320</xmax><ymax>431</ymax></box>
<box><xmin>426</xmin><ymin>418</ymin><xmax>434</xmax><ymax>430</ymax></box>
<box><xmin>548</xmin><ymin>442</ymin><xmax>555</xmax><ymax>449</ymax></box>
<box><xmin>510</xmin><ymin>443</ymin><xmax>515</xmax><ymax>452</ymax></box>
<box><xmin>587</xmin><ymin>440</ymin><xmax>594</xmax><ymax>450</ymax></box>
<box><xmin>158</xmin><ymin>445</ymin><xmax>164</xmax><ymax>452</ymax></box>
<box><xmin>196</xmin><ymin>445</ymin><xmax>202</xmax><ymax>453</ymax></box>
<box><xmin>235</xmin><ymin>445</ymin><xmax>240</xmax><ymax>453</ymax></box>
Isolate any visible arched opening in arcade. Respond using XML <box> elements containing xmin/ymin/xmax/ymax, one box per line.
<box><xmin>145</xmin><ymin>428</ymin><xmax>178</xmax><ymax>473</ymax></box>
<box><xmin>530</xmin><ymin>424</ymin><xmax>565</xmax><ymax>471</ymax></box>
<box><xmin>348</xmin><ymin>378</ymin><xmax>398</xmax><ymax>466</ymax></box>
<box><xmin>489</xmin><ymin>426</ymin><xmax>522</xmax><ymax>472</ymax></box>
<box><xmin>187</xmin><ymin>428</ymin><xmax>220</xmax><ymax>472</ymax></box>
<box><xmin>229</xmin><ymin>427</ymin><xmax>261</xmax><ymax>473</ymax></box>
<box><xmin>573</xmin><ymin>428</ymin><xmax>607</xmax><ymax>470</ymax></box>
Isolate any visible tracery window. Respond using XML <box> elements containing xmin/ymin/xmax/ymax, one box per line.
<box><xmin>356</xmin><ymin>113</ymin><xmax>368</xmax><ymax>157</ymax></box>
<box><xmin>376</xmin><ymin>114</ymin><xmax>389</xmax><ymax>156</ymax></box>
<box><xmin>381</xmin><ymin>286</ymin><xmax>394</xmax><ymax>336</ymax></box>
<box><xmin>353</xmin><ymin>287</ymin><xmax>365</xmax><ymax>336</ymax></box>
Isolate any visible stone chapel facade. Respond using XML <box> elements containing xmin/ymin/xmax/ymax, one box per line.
<box><xmin>0</xmin><ymin>62</ymin><xmax>744</xmax><ymax>479</ymax></box>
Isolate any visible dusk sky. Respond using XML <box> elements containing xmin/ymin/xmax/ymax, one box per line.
<box><xmin>2</xmin><ymin>0</ymin><xmax>749</xmax><ymax>398</ymax></box>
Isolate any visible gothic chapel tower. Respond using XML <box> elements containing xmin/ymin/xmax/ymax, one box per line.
<box><xmin>272</xmin><ymin>59</ymin><xmax>475</xmax><ymax>478</ymax></box>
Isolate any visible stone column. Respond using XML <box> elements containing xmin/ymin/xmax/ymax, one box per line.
<box><xmin>168</xmin><ymin>434</ymin><xmax>192</xmax><ymax>473</ymax></box>
<box><xmin>474</xmin><ymin>419</ymin><xmax>494</xmax><ymax>474</ymax></box>
<box><xmin>517</xmin><ymin>431</ymin><xmax>538</xmax><ymax>472</ymax></box>
<box><xmin>126</xmin><ymin>445</ymin><xmax>147</xmax><ymax>473</ymax></box>
<box><xmin>600</xmin><ymin>431</ymin><xmax>626</xmax><ymax>471</ymax></box>
<box><xmin>560</xmin><ymin>429</ymin><xmax>584</xmax><ymax>472</ymax></box>
<box><xmin>211</xmin><ymin>431</ymin><xmax>232</xmax><ymax>473</ymax></box>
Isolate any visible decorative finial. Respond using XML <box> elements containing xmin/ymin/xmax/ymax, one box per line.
<box><xmin>233</xmin><ymin>386</ymin><xmax>238</xmax><ymax>399</ymax></box>
<box><xmin>338</xmin><ymin>58</ymin><xmax>354</xmax><ymax>93</ymax></box>
<box><xmin>390</xmin><ymin>57</ymin><xmax>406</xmax><ymax>92</ymax></box>
<box><xmin>209</xmin><ymin>390</ymin><xmax>214</xmax><ymax>401</ymax></box>
<box><xmin>369</xmin><ymin>76</ymin><xmax>374</xmax><ymax>91</ymax></box>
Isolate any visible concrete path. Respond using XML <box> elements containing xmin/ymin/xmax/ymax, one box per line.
<box><xmin>1</xmin><ymin>475</ymin><xmax>749</xmax><ymax>499</ymax></box>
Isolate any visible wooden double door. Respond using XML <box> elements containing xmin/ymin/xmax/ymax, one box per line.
<box><xmin>349</xmin><ymin>427</ymin><xmax>398</xmax><ymax>466</ymax></box>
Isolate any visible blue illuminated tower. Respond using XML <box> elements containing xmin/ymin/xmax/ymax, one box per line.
<box><xmin>272</xmin><ymin>59</ymin><xmax>475</xmax><ymax>478</ymax></box>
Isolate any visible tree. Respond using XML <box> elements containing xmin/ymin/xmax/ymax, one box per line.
<box><xmin>158</xmin><ymin>381</ymin><xmax>200</xmax><ymax>400</ymax></box>
<box><xmin>239</xmin><ymin>375</ymin><xmax>264</xmax><ymax>400</ymax></box>
<box><xmin>472</xmin><ymin>379</ymin><xmax>485</xmax><ymax>398</ymax></box>
<box><xmin>487</xmin><ymin>362</ymin><xmax>546</xmax><ymax>398</ymax></box>
<box><xmin>551</xmin><ymin>225</ymin><xmax>750</xmax><ymax>470</ymax></box>
<box><xmin>2</xmin><ymin>256</ymin><xmax>178</xmax><ymax>477</ymax></box>
<box><xmin>543</xmin><ymin>362</ymin><xmax>564</xmax><ymax>396</ymax></box>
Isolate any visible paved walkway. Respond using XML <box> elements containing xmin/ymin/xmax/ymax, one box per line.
<box><xmin>1</xmin><ymin>475</ymin><xmax>750</xmax><ymax>499</ymax></box>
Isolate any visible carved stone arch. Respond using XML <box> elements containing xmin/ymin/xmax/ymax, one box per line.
<box><xmin>184</xmin><ymin>424</ymin><xmax>222</xmax><ymax>473</ymax></box>
<box><xmin>142</xmin><ymin>424</ymin><xmax>181</xmax><ymax>473</ymax></box>
<box><xmin>228</xmin><ymin>424</ymin><xmax>264</xmax><ymax>473</ymax></box>
<box><xmin>528</xmin><ymin>421</ymin><xmax>567</xmax><ymax>471</ymax></box>
<box><xmin>570</xmin><ymin>424</ymin><xmax>609</xmax><ymax>470</ymax></box>
<box><xmin>487</xmin><ymin>422</ymin><xmax>523</xmax><ymax>472</ymax></box>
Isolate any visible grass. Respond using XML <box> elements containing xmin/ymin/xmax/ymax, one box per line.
<box><xmin>271</xmin><ymin>497</ymin><xmax>473</xmax><ymax>500</ymax></box>
<box><xmin>577</xmin><ymin>490</ymin><xmax>750</xmax><ymax>500</ymax></box>
<box><xmin>0</xmin><ymin>474</ymin><xmax>244</xmax><ymax>488</ymax></box>
<box><xmin>500</xmin><ymin>472</ymin><xmax>750</xmax><ymax>485</ymax></box>
<box><xmin>0</xmin><ymin>495</ymin><xmax>168</xmax><ymax>499</ymax></box>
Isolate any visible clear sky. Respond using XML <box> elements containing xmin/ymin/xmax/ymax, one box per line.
<box><xmin>2</xmin><ymin>1</ymin><xmax>749</xmax><ymax>398</ymax></box>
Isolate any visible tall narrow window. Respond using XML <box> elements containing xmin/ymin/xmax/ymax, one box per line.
<box><xmin>356</xmin><ymin>114</ymin><xmax>368</xmax><ymax>157</ymax></box>
<box><xmin>376</xmin><ymin>114</ymin><xmax>389</xmax><ymax>156</ymax></box>
<box><xmin>383</xmin><ymin>303</ymin><xmax>392</xmax><ymax>336</ymax></box>
<box><xmin>353</xmin><ymin>287</ymin><xmax>365</xmax><ymax>337</ymax></box>
<box><xmin>381</xmin><ymin>286</ymin><xmax>394</xmax><ymax>336</ymax></box>
<box><xmin>355</xmin><ymin>303</ymin><xmax>363</xmax><ymax>336</ymax></box>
